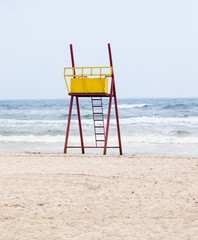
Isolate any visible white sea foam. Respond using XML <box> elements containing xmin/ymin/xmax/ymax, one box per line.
<box><xmin>71</xmin><ymin>116</ymin><xmax>198</xmax><ymax>126</ymax></box>
<box><xmin>0</xmin><ymin>119</ymin><xmax>66</xmax><ymax>126</ymax></box>
<box><xmin>117</xmin><ymin>104</ymin><xmax>150</xmax><ymax>109</ymax></box>
<box><xmin>0</xmin><ymin>135</ymin><xmax>65</xmax><ymax>143</ymax></box>
<box><xmin>1</xmin><ymin>132</ymin><xmax>198</xmax><ymax>145</ymax></box>
<box><xmin>121</xmin><ymin>134</ymin><xmax>198</xmax><ymax>144</ymax></box>
<box><xmin>119</xmin><ymin>116</ymin><xmax>198</xmax><ymax>125</ymax></box>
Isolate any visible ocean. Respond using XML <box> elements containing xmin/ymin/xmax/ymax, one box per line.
<box><xmin>0</xmin><ymin>98</ymin><xmax>198</xmax><ymax>156</ymax></box>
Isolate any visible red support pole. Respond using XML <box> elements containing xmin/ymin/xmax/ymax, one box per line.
<box><xmin>76</xmin><ymin>96</ymin><xmax>85</xmax><ymax>154</ymax></box>
<box><xmin>104</xmin><ymin>85</ymin><xmax>113</xmax><ymax>155</ymax></box>
<box><xmin>107</xmin><ymin>43</ymin><xmax>123</xmax><ymax>155</ymax></box>
<box><xmin>70</xmin><ymin>44</ymin><xmax>85</xmax><ymax>154</ymax></box>
<box><xmin>70</xmin><ymin>44</ymin><xmax>75</xmax><ymax>70</ymax></box>
<box><xmin>64</xmin><ymin>95</ymin><xmax>74</xmax><ymax>153</ymax></box>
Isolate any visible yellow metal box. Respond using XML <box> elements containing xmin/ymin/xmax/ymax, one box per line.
<box><xmin>70</xmin><ymin>78</ymin><xmax>108</xmax><ymax>94</ymax></box>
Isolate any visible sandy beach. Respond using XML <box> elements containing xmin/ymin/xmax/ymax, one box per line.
<box><xmin>0</xmin><ymin>153</ymin><xmax>197</xmax><ymax>240</ymax></box>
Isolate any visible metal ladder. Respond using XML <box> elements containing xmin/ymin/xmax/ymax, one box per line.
<box><xmin>91</xmin><ymin>97</ymin><xmax>105</xmax><ymax>147</ymax></box>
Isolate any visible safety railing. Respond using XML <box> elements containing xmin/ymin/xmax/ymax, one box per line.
<box><xmin>64</xmin><ymin>66</ymin><xmax>112</xmax><ymax>93</ymax></box>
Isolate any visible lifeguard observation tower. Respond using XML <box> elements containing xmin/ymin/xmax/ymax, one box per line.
<box><xmin>63</xmin><ymin>43</ymin><xmax>122</xmax><ymax>155</ymax></box>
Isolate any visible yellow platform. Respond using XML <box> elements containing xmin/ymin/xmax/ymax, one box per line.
<box><xmin>64</xmin><ymin>66</ymin><xmax>111</xmax><ymax>94</ymax></box>
<box><xmin>70</xmin><ymin>78</ymin><xmax>108</xmax><ymax>94</ymax></box>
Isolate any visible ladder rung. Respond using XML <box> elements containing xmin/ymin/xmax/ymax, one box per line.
<box><xmin>91</xmin><ymin>97</ymin><xmax>106</xmax><ymax>146</ymax></box>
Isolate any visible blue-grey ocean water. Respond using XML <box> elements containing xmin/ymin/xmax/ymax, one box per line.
<box><xmin>0</xmin><ymin>98</ymin><xmax>198</xmax><ymax>156</ymax></box>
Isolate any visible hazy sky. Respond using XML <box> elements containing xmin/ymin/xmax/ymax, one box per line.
<box><xmin>0</xmin><ymin>0</ymin><xmax>198</xmax><ymax>99</ymax></box>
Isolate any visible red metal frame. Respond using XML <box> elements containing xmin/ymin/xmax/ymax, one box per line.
<box><xmin>64</xmin><ymin>43</ymin><xmax>122</xmax><ymax>155</ymax></box>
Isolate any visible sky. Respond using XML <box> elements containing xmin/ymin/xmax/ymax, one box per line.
<box><xmin>0</xmin><ymin>0</ymin><xmax>198</xmax><ymax>99</ymax></box>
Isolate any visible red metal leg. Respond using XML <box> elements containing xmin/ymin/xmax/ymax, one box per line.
<box><xmin>103</xmin><ymin>90</ymin><xmax>113</xmax><ymax>155</ymax></box>
<box><xmin>113</xmin><ymin>84</ymin><xmax>122</xmax><ymax>155</ymax></box>
<box><xmin>64</xmin><ymin>96</ymin><xmax>74</xmax><ymax>153</ymax></box>
<box><xmin>76</xmin><ymin>96</ymin><xmax>85</xmax><ymax>154</ymax></box>
<box><xmin>107</xmin><ymin>43</ymin><xmax>123</xmax><ymax>155</ymax></box>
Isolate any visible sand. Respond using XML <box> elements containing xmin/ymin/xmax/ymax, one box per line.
<box><xmin>0</xmin><ymin>153</ymin><xmax>197</xmax><ymax>240</ymax></box>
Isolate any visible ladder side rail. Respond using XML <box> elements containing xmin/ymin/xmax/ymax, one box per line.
<box><xmin>92</xmin><ymin>97</ymin><xmax>105</xmax><ymax>148</ymax></box>
<box><xmin>100</xmin><ymin>97</ymin><xmax>105</xmax><ymax>131</ymax></box>
<box><xmin>91</xmin><ymin>97</ymin><xmax>98</xmax><ymax>146</ymax></box>
<box><xmin>95</xmin><ymin>98</ymin><xmax>105</xmax><ymax>146</ymax></box>
<box><xmin>100</xmin><ymin>97</ymin><xmax>106</xmax><ymax>143</ymax></box>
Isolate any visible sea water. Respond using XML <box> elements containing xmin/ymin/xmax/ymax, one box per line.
<box><xmin>0</xmin><ymin>98</ymin><xmax>198</xmax><ymax>156</ymax></box>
